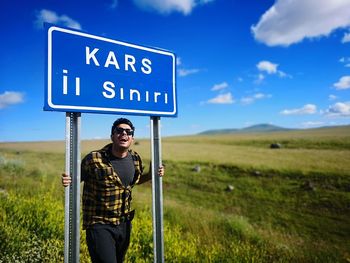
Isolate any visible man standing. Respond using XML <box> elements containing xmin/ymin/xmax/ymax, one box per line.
<box><xmin>62</xmin><ymin>118</ymin><xmax>164</xmax><ymax>262</ymax></box>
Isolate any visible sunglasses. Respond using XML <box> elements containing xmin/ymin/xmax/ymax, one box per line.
<box><xmin>114</xmin><ymin>127</ymin><xmax>134</xmax><ymax>136</ymax></box>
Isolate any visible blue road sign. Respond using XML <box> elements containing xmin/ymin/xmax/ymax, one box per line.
<box><xmin>44</xmin><ymin>24</ymin><xmax>177</xmax><ymax>117</ymax></box>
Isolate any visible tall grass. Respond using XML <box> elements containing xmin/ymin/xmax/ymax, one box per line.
<box><xmin>0</xmin><ymin>151</ymin><xmax>298</xmax><ymax>262</ymax></box>
<box><xmin>0</xmin><ymin>126</ymin><xmax>349</xmax><ymax>262</ymax></box>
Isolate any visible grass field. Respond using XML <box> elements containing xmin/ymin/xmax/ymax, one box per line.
<box><xmin>0</xmin><ymin>125</ymin><xmax>350</xmax><ymax>262</ymax></box>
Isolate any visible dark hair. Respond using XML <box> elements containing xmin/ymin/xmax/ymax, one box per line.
<box><xmin>111</xmin><ymin>118</ymin><xmax>135</xmax><ymax>135</ymax></box>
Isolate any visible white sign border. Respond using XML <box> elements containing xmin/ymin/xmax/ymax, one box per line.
<box><xmin>47</xmin><ymin>25</ymin><xmax>177</xmax><ymax>116</ymax></box>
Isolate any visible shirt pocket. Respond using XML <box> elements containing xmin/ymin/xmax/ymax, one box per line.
<box><xmin>94</xmin><ymin>167</ymin><xmax>117</xmax><ymax>185</ymax></box>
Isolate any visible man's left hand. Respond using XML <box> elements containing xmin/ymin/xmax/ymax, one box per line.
<box><xmin>158</xmin><ymin>166</ymin><xmax>165</xmax><ymax>177</ymax></box>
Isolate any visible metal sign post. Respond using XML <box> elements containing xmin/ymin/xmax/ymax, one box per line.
<box><xmin>150</xmin><ymin>116</ymin><xmax>164</xmax><ymax>263</ymax></box>
<box><xmin>64</xmin><ymin>112</ymin><xmax>81</xmax><ymax>263</ymax></box>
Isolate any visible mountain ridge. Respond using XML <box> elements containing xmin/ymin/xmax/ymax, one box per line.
<box><xmin>198</xmin><ymin>123</ymin><xmax>350</xmax><ymax>135</ymax></box>
<box><xmin>198</xmin><ymin>124</ymin><xmax>294</xmax><ymax>135</ymax></box>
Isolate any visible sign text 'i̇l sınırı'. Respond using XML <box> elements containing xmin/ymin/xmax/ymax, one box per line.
<box><xmin>45</xmin><ymin>25</ymin><xmax>177</xmax><ymax>116</ymax></box>
<box><xmin>63</xmin><ymin>47</ymin><xmax>167</xmax><ymax>102</ymax></box>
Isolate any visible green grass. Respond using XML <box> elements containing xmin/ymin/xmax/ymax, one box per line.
<box><xmin>1</xmin><ymin>126</ymin><xmax>350</xmax><ymax>262</ymax></box>
<box><xmin>164</xmin><ymin>125</ymin><xmax>350</xmax><ymax>149</ymax></box>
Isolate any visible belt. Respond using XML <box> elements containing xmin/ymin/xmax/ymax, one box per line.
<box><xmin>119</xmin><ymin>210</ymin><xmax>135</xmax><ymax>223</ymax></box>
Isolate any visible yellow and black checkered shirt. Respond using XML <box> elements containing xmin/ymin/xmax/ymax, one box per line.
<box><xmin>81</xmin><ymin>143</ymin><xmax>144</xmax><ymax>229</ymax></box>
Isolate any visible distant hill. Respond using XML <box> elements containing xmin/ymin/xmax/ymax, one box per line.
<box><xmin>198</xmin><ymin>124</ymin><xmax>292</xmax><ymax>135</ymax></box>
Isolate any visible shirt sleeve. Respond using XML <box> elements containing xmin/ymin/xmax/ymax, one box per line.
<box><xmin>131</xmin><ymin>150</ymin><xmax>145</xmax><ymax>185</ymax></box>
<box><xmin>80</xmin><ymin>153</ymin><xmax>92</xmax><ymax>182</ymax></box>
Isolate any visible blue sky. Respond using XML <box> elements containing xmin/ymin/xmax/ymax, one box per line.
<box><xmin>1</xmin><ymin>0</ymin><xmax>350</xmax><ymax>142</ymax></box>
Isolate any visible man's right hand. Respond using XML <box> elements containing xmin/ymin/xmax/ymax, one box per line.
<box><xmin>61</xmin><ymin>173</ymin><xmax>72</xmax><ymax>187</ymax></box>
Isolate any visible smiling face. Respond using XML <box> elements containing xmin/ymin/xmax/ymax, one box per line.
<box><xmin>111</xmin><ymin>123</ymin><xmax>134</xmax><ymax>152</ymax></box>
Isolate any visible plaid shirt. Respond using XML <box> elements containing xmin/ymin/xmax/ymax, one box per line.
<box><xmin>81</xmin><ymin>143</ymin><xmax>144</xmax><ymax>229</ymax></box>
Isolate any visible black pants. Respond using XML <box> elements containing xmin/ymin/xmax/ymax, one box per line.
<box><xmin>86</xmin><ymin>222</ymin><xmax>132</xmax><ymax>263</ymax></box>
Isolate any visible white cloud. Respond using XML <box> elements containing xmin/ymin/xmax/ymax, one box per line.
<box><xmin>211</xmin><ymin>82</ymin><xmax>228</xmax><ymax>91</ymax></box>
<box><xmin>333</xmin><ymin>76</ymin><xmax>350</xmax><ymax>90</ymax></box>
<box><xmin>176</xmin><ymin>57</ymin><xmax>182</xmax><ymax>66</ymax></box>
<box><xmin>256</xmin><ymin>60</ymin><xmax>290</xmax><ymax>79</ymax></box>
<box><xmin>280</xmin><ymin>104</ymin><xmax>317</xmax><ymax>115</ymax></box>
<box><xmin>251</xmin><ymin>0</ymin><xmax>350</xmax><ymax>46</ymax></box>
<box><xmin>301</xmin><ymin>121</ymin><xmax>325</xmax><ymax>128</ymax></box>
<box><xmin>254</xmin><ymin>73</ymin><xmax>265</xmax><ymax>84</ymax></box>
<box><xmin>240</xmin><ymin>93</ymin><xmax>272</xmax><ymax>105</ymax></box>
<box><xmin>178</xmin><ymin>68</ymin><xmax>200</xmax><ymax>77</ymax></box>
<box><xmin>342</xmin><ymin>32</ymin><xmax>350</xmax><ymax>43</ymax></box>
<box><xmin>35</xmin><ymin>9</ymin><xmax>82</xmax><ymax>30</ymax></box>
<box><xmin>133</xmin><ymin>0</ymin><xmax>213</xmax><ymax>15</ymax></box>
<box><xmin>339</xmin><ymin>57</ymin><xmax>350</xmax><ymax>67</ymax></box>
<box><xmin>177</xmin><ymin>57</ymin><xmax>201</xmax><ymax>77</ymax></box>
<box><xmin>257</xmin><ymin>61</ymin><xmax>278</xmax><ymax>74</ymax></box>
<box><xmin>0</xmin><ymin>91</ymin><xmax>25</xmax><ymax>109</ymax></box>
<box><xmin>324</xmin><ymin>102</ymin><xmax>350</xmax><ymax>117</ymax></box>
<box><xmin>110</xmin><ymin>0</ymin><xmax>118</xmax><ymax>9</ymax></box>
<box><xmin>206</xmin><ymin>92</ymin><xmax>234</xmax><ymax>104</ymax></box>
<box><xmin>329</xmin><ymin>94</ymin><xmax>338</xmax><ymax>101</ymax></box>
<box><xmin>277</xmin><ymin>70</ymin><xmax>288</xmax><ymax>78</ymax></box>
